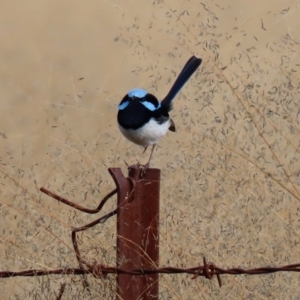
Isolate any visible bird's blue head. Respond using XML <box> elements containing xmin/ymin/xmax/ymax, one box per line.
<box><xmin>128</xmin><ymin>88</ymin><xmax>147</xmax><ymax>98</ymax></box>
<box><xmin>118</xmin><ymin>88</ymin><xmax>161</xmax><ymax>111</ymax></box>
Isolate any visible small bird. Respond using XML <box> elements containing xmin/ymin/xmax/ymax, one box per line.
<box><xmin>118</xmin><ymin>55</ymin><xmax>202</xmax><ymax>168</ymax></box>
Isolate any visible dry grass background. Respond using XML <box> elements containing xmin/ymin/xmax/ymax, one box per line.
<box><xmin>0</xmin><ymin>0</ymin><xmax>300</xmax><ymax>299</ymax></box>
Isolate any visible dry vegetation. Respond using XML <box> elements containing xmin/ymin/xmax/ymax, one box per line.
<box><xmin>0</xmin><ymin>0</ymin><xmax>300</xmax><ymax>299</ymax></box>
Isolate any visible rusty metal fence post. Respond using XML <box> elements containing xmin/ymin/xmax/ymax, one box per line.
<box><xmin>110</xmin><ymin>167</ymin><xmax>160</xmax><ymax>300</ymax></box>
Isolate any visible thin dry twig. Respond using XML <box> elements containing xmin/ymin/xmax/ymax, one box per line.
<box><xmin>56</xmin><ymin>283</ymin><xmax>66</xmax><ymax>300</ymax></box>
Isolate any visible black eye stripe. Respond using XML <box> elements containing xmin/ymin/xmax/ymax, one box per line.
<box><xmin>119</xmin><ymin>93</ymin><xmax>160</xmax><ymax>108</ymax></box>
<box><xmin>119</xmin><ymin>95</ymin><xmax>130</xmax><ymax>105</ymax></box>
<box><xmin>142</xmin><ymin>94</ymin><xmax>160</xmax><ymax>107</ymax></box>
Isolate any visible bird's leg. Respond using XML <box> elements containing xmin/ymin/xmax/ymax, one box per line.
<box><xmin>137</xmin><ymin>146</ymin><xmax>148</xmax><ymax>166</ymax></box>
<box><xmin>140</xmin><ymin>144</ymin><xmax>156</xmax><ymax>176</ymax></box>
<box><xmin>146</xmin><ymin>144</ymin><xmax>156</xmax><ymax>167</ymax></box>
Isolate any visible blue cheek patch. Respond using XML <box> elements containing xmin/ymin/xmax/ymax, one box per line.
<box><xmin>118</xmin><ymin>101</ymin><xmax>129</xmax><ymax>110</ymax></box>
<box><xmin>128</xmin><ymin>88</ymin><xmax>147</xmax><ymax>98</ymax></box>
<box><xmin>141</xmin><ymin>101</ymin><xmax>161</xmax><ymax>111</ymax></box>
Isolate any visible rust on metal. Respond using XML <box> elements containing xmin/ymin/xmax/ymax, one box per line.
<box><xmin>110</xmin><ymin>166</ymin><xmax>160</xmax><ymax>300</ymax></box>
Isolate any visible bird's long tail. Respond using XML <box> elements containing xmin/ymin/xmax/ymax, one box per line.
<box><xmin>161</xmin><ymin>55</ymin><xmax>202</xmax><ymax>111</ymax></box>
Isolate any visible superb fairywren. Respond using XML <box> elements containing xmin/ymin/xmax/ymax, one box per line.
<box><xmin>118</xmin><ymin>55</ymin><xmax>202</xmax><ymax>168</ymax></box>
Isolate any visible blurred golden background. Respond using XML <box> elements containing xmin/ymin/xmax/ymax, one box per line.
<box><xmin>1</xmin><ymin>0</ymin><xmax>300</xmax><ymax>298</ymax></box>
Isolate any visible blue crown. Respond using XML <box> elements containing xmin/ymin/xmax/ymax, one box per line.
<box><xmin>128</xmin><ymin>89</ymin><xmax>147</xmax><ymax>98</ymax></box>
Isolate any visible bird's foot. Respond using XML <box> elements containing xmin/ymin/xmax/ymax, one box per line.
<box><xmin>127</xmin><ymin>162</ymin><xmax>150</xmax><ymax>177</ymax></box>
<box><xmin>139</xmin><ymin>163</ymin><xmax>150</xmax><ymax>177</ymax></box>
<box><xmin>127</xmin><ymin>163</ymin><xmax>140</xmax><ymax>170</ymax></box>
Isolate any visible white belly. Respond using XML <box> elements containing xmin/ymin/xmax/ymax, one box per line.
<box><xmin>119</xmin><ymin>118</ymin><xmax>170</xmax><ymax>147</ymax></box>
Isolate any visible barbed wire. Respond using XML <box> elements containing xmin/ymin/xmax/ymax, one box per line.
<box><xmin>4</xmin><ymin>178</ymin><xmax>298</xmax><ymax>297</ymax></box>
<box><xmin>1</xmin><ymin>257</ymin><xmax>300</xmax><ymax>288</ymax></box>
